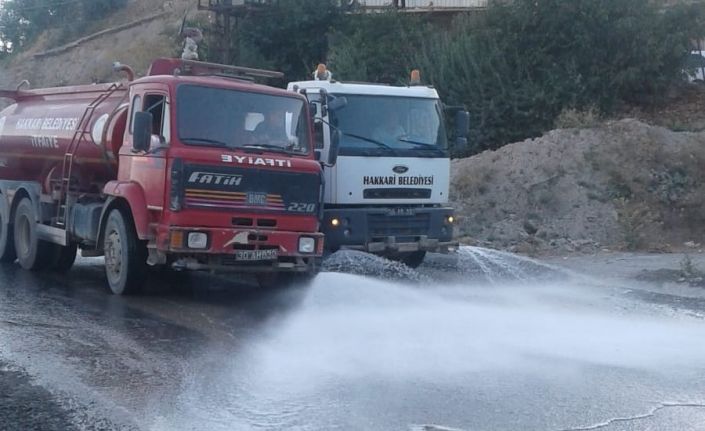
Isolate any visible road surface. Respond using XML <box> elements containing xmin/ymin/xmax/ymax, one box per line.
<box><xmin>1</xmin><ymin>248</ymin><xmax>705</xmax><ymax>431</ymax></box>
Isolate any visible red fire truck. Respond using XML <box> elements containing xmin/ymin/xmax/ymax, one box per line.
<box><xmin>0</xmin><ymin>58</ymin><xmax>328</xmax><ymax>294</ymax></box>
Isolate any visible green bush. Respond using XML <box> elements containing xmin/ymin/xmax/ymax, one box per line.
<box><xmin>414</xmin><ymin>0</ymin><xmax>705</xmax><ymax>156</ymax></box>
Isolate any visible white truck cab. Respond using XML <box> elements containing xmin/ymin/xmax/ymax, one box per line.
<box><xmin>288</xmin><ymin>68</ymin><xmax>468</xmax><ymax>267</ymax></box>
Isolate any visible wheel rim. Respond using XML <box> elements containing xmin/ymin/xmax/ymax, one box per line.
<box><xmin>105</xmin><ymin>228</ymin><xmax>123</xmax><ymax>283</ymax></box>
<box><xmin>17</xmin><ymin>214</ymin><xmax>31</xmax><ymax>259</ymax></box>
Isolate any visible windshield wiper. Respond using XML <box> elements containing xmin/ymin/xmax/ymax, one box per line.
<box><xmin>182</xmin><ymin>137</ymin><xmax>229</xmax><ymax>147</ymax></box>
<box><xmin>398</xmin><ymin>138</ymin><xmax>443</xmax><ymax>151</ymax></box>
<box><xmin>343</xmin><ymin>133</ymin><xmax>394</xmax><ymax>150</ymax></box>
<box><xmin>241</xmin><ymin>144</ymin><xmax>296</xmax><ymax>155</ymax></box>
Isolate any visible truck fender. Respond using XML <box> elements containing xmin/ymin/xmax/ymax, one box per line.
<box><xmin>101</xmin><ymin>181</ymin><xmax>150</xmax><ymax>240</ymax></box>
<box><xmin>5</xmin><ymin>182</ymin><xmax>43</xmax><ymax>223</ymax></box>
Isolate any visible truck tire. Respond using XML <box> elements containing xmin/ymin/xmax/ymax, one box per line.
<box><xmin>400</xmin><ymin>251</ymin><xmax>426</xmax><ymax>269</ymax></box>
<box><xmin>51</xmin><ymin>243</ymin><xmax>77</xmax><ymax>273</ymax></box>
<box><xmin>103</xmin><ymin>209</ymin><xmax>147</xmax><ymax>295</ymax></box>
<box><xmin>0</xmin><ymin>195</ymin><xmax>16</xmax><ymax>263</ymax></box>
<box><xmin>256</xmin><ymin>272</ymin><xmax>281</xmax><ymax>289</ymax></box>
<box><xmin>13</xmin><ymin>198</ymin><xmax>55</xmax><ymax>271</ymax></box>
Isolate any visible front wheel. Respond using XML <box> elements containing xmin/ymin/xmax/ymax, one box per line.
<box><xmin>256</xmin><ymin>271</ymin><xmax>317</xmax><ymax>289</ymax></box>
<box><xmin>103</xmin><ymin>209</ymin><xmax>147</xmax><ymax>295</ymax></box>
<box><xmin>399</xmin><ymin>251</ymin><xmax>427</xmax><ymax>269</ymax></box>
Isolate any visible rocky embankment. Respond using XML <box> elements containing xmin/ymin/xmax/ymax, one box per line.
<box><xmin>451</xmin><ymin>119</ymin><xmax>705</xmax><ymax>255</ymax></box>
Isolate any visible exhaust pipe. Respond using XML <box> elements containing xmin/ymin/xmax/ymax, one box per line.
<box><xmin>112</xmin><ymin>62</ymin><xmax>135</xmax><ymax>82</ymax></box>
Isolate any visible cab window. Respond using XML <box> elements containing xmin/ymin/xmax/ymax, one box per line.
<box><xmin>129</xmin><ymin>95</ymin><xmax>142</xmax><ymax>134</ymax></box>
<box><xmin>144</xmin><ymin>94</ymin><xmax>170</xmax><ymax>144</ymax></box>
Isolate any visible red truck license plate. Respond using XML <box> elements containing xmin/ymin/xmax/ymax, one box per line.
<box><xmin>235</xmin><ymin>249</ymin><xmax>278</xmax><ymax>261</ymax></box>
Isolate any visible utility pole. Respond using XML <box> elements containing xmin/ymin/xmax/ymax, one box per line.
<box><xmin>196</xmin><ymin>0</ymin><xmax>273</xmax><ymax>65</ymax></box>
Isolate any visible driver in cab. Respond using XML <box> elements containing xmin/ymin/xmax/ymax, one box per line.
<box><xmin>372</xmin><ymin>109</ymin><xmax>407</xmax><ymax>145</ymax></box>
<box><xmin>252</xmin><ymin>108</ymin><xmax>290</xmax><ymax>145</ymax></box>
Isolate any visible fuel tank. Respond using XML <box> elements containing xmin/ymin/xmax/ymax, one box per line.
<box><xmin>0</xmin><ymin>83</ymin><xmax>128</xmax><ymax>194</ymax></box>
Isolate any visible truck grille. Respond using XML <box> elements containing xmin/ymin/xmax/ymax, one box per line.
<box><xmin>181</xmin><ymin>164</ymin><xmax>320</xmax><ymax>215</ymax></box>
<box><xmin>368</xmin><ymin>213</ymin><xmax>430</xmax><ymax>239</ymax></box>
<box><xmin>363</xmin><ymin>188</ymin><xmax>432</xmax><ymax>199</ymax></box>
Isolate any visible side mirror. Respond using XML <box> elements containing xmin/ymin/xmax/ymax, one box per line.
<box><xmin>133</xmin><ymin>111</ymin><xmax>153</xmax><ymax>152</ymax></box>
<box><xmin>327</xmin><ymin>96</ymin><xmax>348</xmax><ymax>112</ymax></box>
<box><xmin>455</xmin><ymin>110</ymin><xmax>470</xmax><ymax>138</ymax></box>
<box><xmin>328</xmin><ymin>129</ymin><xmax>341</xmax><ymax>166</ymax></box>
<box><xmin>309</xmin><ymin>101</ymin><xmax>318</xmax><ymax>117</ymax></box>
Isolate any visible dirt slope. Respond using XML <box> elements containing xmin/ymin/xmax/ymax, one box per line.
<box><xmin>452</xmin><ymin>119</ymin><xmax>705</xmax><ymax>254</ymax></box>
<box><xmin>0</xmin><ymin>0</ymin><xmax>201</xmax><ymax>90</ymax></box>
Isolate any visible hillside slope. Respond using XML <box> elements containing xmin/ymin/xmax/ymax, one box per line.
<box><xmin>0</xmin><ymin>0</ymin><xmax>199</xmax><ymax>90</ymax></box>
<box><xmin>452</xmin><ymin>120</ymin><xmax>705</xmax><ymax>254</ymax></box>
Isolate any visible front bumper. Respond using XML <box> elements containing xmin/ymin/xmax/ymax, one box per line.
<box><xmin>322</xmin><ymin>206</ymin><xmax>457</xmax><ymax>254</ymax></box>
<box><xmin>153</xmin><ymin>226</ymin><xmax>324</xmax><ymax>272</ymax></box>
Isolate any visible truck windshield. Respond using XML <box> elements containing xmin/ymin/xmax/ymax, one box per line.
<box><xmin>329</xmin><ymin>94</ymin><xmax>448</xmax><ymax>158</ymax></box>
<box><xmin>177</xmin><ymin>85</ymin><xmax>310</xmax><ymax>155</ymax></box>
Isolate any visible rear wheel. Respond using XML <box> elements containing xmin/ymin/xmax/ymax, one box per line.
<box><xmin>0</xmin><ymin>195</ymin><xmax>16</xmax><ymax>263</ymax></box>
<box><xmin>13</xmin><ymin>198</ymin><xmax>54</xmax><ymax>271</ymax></box>
<box><xmin>103</xmin><ymin>209</ymin><xmax>147</xmax><ymax>295</ymax></box>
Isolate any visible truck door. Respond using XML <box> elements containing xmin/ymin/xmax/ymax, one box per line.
<box><xmin>306</xmin><ymin>90</ymin><xmax>336</xmax><ymax>203</ymax></box>
<box><xmin>121</xmin><ymin>86</ymin><xmax>170</xmax><ymax>214</ymax></box>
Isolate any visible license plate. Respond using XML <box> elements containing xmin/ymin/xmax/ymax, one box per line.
<box><xmin>387</xmin><ymin>208</ymin><xmax>416</xmax><ymax>217</ymax></box>
<box><xmin>235</xmin><ymin>249</ymin><xmax>278</xmax><ymax>261</ymax></box>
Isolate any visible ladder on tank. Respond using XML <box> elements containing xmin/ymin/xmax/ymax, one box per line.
<box><xmin>56</xmin><ymin>83</ymin><xmax>122</xmax><ymax>227</ymax></box>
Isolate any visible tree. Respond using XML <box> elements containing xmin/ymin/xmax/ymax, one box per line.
<box><xmin>237</xmin><ymin>0</ymin><xmax>342</xmax><ymax>81</ymax></box>
<box><xmin>0</xmin><ymin>0</ymin><xmax>128</xmax><ymax>54</ymax></box>
<box><xmin>328</xmin><ymin>11</ymin><xmax>433</xmax><ymax>84</ymax></box>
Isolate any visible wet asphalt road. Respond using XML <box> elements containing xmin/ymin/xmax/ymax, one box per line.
<box><xmin>1</xmin><ymin>250</ymin><xmax>705</xmax><ymax>431</ymax></box>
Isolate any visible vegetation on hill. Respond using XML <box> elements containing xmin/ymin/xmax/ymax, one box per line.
<box><xmin>415</xmin><ymin>0</ymin><xmax>705</xmax><ymax>155</ymax></box>
<box><xmin>0</xmin><ymin>0</ymin><xmax>128</xmax><ymax>54</ymax></box>
<box><xmin>2</xmin><ymin>0</ymin><xmax>704</xmax><ymax>158</ymax></box>
<box><xmin>233</xmin><ymin>0</ymin><xmax>705</xmax><ymax>156</ymax></box>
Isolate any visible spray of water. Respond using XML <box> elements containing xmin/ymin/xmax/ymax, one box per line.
<box><xmin>157</xmin><ymin>248</ymin><xmax>705</xmax><ymax>431</ymax></box>
<box><xmin>248</xmin><ymin>272</ymin><xmax>705</xmax><ymax>383</ymax></box>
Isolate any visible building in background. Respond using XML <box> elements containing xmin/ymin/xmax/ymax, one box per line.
<box><xmin>350</xmin><ymin>0</ymin><xmax>487</xmax><ymax>12</ymax></box>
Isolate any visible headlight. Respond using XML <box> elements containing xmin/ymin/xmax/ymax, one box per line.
<box><xmin>299</xmin><ymin>237</ymin><xmax>316</xmax><ymax>253</ymax></box>
<box><xmin>187</xmin><ymin>232</ymin><xmax>208</xmax><ymax>249</ymax></box>
<box><xmin>331</xmin><ymin>218</ymin><xmax>340</xmax><ymax>227</ymax></box>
